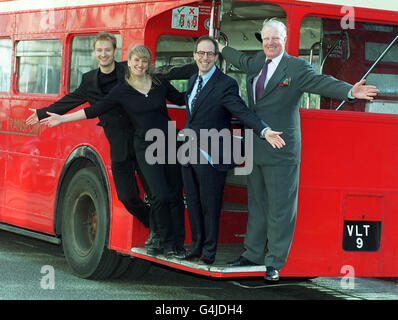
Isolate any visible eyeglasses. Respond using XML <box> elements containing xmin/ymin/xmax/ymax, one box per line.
<box><xmin>195</xmin><ymin>51</ymin><xmax>216</xmax><ymax>58</ymax></box>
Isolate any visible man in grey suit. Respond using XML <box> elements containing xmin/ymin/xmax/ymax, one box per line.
<box><xmin>176</xmin><ymin>35</ymin><xmax>285</xmax><ymax>265</ymax></box>
<box><xmin>218</xmin><ymin>18</ymin><xmax>378</xmax><ymax>282</ymax></box>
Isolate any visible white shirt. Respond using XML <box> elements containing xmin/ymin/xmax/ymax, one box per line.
<box><xmin>188</xmin><ymin>65</ymin><xmax>217</xmax><ymax>113</ymax></box>
<box><xmin>252</xmin><ymin>52</ymin><xmax>284</xmax><ymax>103</ymax></box>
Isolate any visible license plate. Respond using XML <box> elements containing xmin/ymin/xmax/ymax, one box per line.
<box><xmin>342</xmin><ymin>220</ymin><xmax>381</xmax><ymax>252</ymax></box>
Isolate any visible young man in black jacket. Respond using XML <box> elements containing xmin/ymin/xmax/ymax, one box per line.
<box><xmin>26</xmin><ymin>32</ymin><xmax>196</xmax><ymax>250</ymax></box>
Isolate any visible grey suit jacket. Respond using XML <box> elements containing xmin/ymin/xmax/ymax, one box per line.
<box><xmin>221</xmin><ymin>47</ymin><xmax>353</xmax><ymax>166</ymax></box>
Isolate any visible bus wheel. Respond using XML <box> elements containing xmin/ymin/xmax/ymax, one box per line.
<box><xmin>61</xmin><ymin>167</ymin><xmax>120</xmax><ymax>279</ymax></box>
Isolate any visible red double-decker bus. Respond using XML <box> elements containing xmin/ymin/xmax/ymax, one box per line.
<box><xmin>0</xmin><ymin>0</ymin><xmax>397</xmax><ymax>279</ymax></box>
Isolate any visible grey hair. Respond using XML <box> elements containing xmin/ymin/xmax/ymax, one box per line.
<box><xmin>261</xmin><ymin>18</ymin><xmax>287</xmax><ymax>39</ymax></box>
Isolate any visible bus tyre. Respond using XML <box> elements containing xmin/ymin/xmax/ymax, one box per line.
<box><xmin>61</xmin><ymin>167</ymin><xmax>120</xmax><ymax>279</ymax></box>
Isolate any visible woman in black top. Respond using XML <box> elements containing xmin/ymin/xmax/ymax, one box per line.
<box><xmin>41</xmin><ymin>45</ymin><xmax>186</xmax><ymax>257</ymax></box>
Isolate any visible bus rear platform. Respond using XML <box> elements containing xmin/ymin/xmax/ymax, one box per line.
<box><xmin>130</xmin><ymin>244</ymin><xmax>266</xmax><ymax>278</ymax></box>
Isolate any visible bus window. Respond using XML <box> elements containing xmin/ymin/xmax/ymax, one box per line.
<box><xmin>298</xmin><ymin>17</ymin><xmax>322</xmax><ymax>109</ymax></box>
<box><xmin>16</xmin><ymin>39</ymin><xmax>61</xmax><ymax>94</ymax></box>
<box><xmin>155</xmin><ymin>35</ymin><xmax>195</xmax><ymax>93</ymax></box>
<box><xmin>364</xmin><ymin>38</ymin><xmax>398</xmax><ymax>115</ymax></box>
<box><xmin>299</xmin><ymin>17</ymin><xmax>398</xmax><ymax>114</ymax></box>
<box><xmin>219</xmin><ymin>1</ymin><xmax>287</xmax><ymax>107</ymax></box>
<box><xmin>0</xmin><ymin>38</ymin><xmax>12</xmax><ymax>92</ymax></box>
<box><xmin>69</xmin><ymin>34</ymin><xmax>122</xmax><ymax>92</ymax></box>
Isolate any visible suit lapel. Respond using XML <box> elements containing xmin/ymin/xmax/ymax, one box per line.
<box><xmin>186</xmin><ymin>69</ymin><xmax>219</xmax><ymax>122</ymax></box>
<box><xmin>247</xmin><ymin>73</ymin><xmax>257</xmax><ymax>107</ymax></box>
<box><xmin>261</xmin><ymin>53</ymin><xmax>288</xmax><ymax>99</ymax></box>
<box><xmin>191</xmin><ymin>70</ymin><xmax>218</xmax><ymax>116</ymax></box>
<box><xmin>247</xmin><ymin>53</ymin><xmax>267</xmax><ymax>106</ymax></box>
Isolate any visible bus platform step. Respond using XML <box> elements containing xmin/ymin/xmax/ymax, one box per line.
<box><xmin>130</xmin><ymin>244</ymin><xmax>266</xmax><ymax>277</ymax></box>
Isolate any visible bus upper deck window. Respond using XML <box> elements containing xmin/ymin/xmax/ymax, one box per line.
<box><xmin>16</xmin><ymin>39</ymin><xmax>62</xmax><ymax>94</ymax></box>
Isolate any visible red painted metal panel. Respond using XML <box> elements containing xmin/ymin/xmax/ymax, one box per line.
<box><xmin>299</xmin><ymin>110</ymin><xmax>398</xmax><ymax>191</ymax></box>
<box><xmin>65</xmin><ymin>5</ymin><xmax>125</xmax><ymax>31</ymax></box>
<box><xmin>125</xmin><ymin>3</ymin><xmax>146</xmax><ymax>29</ymax></box>
<box><xmin>0</xmin><ymin>13</ymin><xmax>14</xmax><ymax>36</ymax></box>
<box><xmin>381</xmin><ymin>193</ymin><xmax>398</xmax><ymax>275</ymax></box>
<box><xmin>0</xmin><ymin>151</ymin><xmax>6</xmax><ymax>222</ymax></box>
<box><xmin>280</xmin><ymin>109</ymin><xmax>398</xmax><ymax>277</ymax></box>
<box><xmin>15</xmin><ymin>10</ymin><xmax>66</xmax><ymax>35</ymax></box>
<box><xmin>3</xmin><ymin>153</ymin><xmax>58</xmax><ymax>234</ymax></box>
<box><xmin>283</xmin><ymin>188</ymin><xmax>342</xmax><ymax>276</ymax></box>
<box><xmin>344</xmin><ymin>195</ymin><xmax>383</xmax><ymax>221</ymax></box>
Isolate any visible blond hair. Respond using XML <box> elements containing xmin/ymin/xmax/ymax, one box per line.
<box><xmin>125</xmin><ymin>45</ymin><xmax>155</xmax><ymax>81</ymax></box>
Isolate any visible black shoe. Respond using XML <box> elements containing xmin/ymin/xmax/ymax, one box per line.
<box><xmin>146</xmin><ymin>246</ymin><xmax>163</xmax><ymax>256</ymax></box>
<box><xmin>145</xmin><ymin>231</ymin><xmax>161</xmax><ymax>248</ymax></box>
<box><xmin>175</xmin><ymin>250</ymin><xmax>200</xmax><ymax>260</ymax></box>
<box><xmin>164</xmin><ymin>250</ymin><xmax>177</xmax><ymax>259</ymax></box>
<box><xmin>199</xmin><ymin>255</ymin><xmax>215</xmax><ymax>265</ymax></box>
<box><xmin>146</xmin><ymin>238</ymin><xmax>163</xmax><ymax>256</ymax></box>
<box><xmin>175</xmin><ymin>246</ymin><xmax>187</xmax><ymax>256</ymax></box>
<box><xmin>264</xmin><ymin>266</ymin><xmax>279</xmax><ymax>283</ymax></box>
<box><xmin>227</xmin><ymin>256</ymin><xmax>258</xmax><ymax>267</ymax></box>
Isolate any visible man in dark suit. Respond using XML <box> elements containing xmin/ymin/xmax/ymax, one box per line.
<box><xmin>176</xmin><ymin>35</ymin><xmax>285</xmax><ymax>265</ymax></box>
<box><xmin>218</xmin><ymin>18</ymin><xmax>378</xmax><ymax>281</ymax></box>
<box><xmin>26</xmin><ymin>32</ymin><xmax>196</xmax><ymax>251</ymax></box>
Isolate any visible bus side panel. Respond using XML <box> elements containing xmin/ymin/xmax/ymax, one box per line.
<box><xmin>0</xmin><ymin>97</ymin><xmax>10</xmax><ymax>221</ymax></box>
<box><xmin>3</xmin><ymin>155</ymin><xmax>59</xmax><ymax>234</ymax></box>
<box><xmin>0</xmin><ymin>152</ymin><xmax>5</xmax><ymax>222</ymax></box>
<box><xmin>283</xmin><ymin>109</ymin><xmax>398</xmax><ymax>277</ymax></box>
<box><xmin>15</xmin><ymin>10</ymin><xmax>66</xmax><ymax>34</ymax></box>
<box><xmin>285</xmin><ymin>188</ymin><xmax>342</xmax><ymax>276</ymax></box>
<box><xmin>3</xmin><ymin>99</ymin><xmax>62</xmax><ymax>234</ymax></box>
<box><xmin>107</xmin><ymin>172</ymin><xmax>148</xmax><ymax>253</ymax></box>
<box><xmin>381</xmin><ymin>192</ymin><xmax>398</xmax><ymax>275</ymax></box>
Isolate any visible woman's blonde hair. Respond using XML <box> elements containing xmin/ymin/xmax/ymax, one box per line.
<box><xmin>125</xmin><ymin>45</ymin><xmax>156</xmax><ymax>82</ymax></box>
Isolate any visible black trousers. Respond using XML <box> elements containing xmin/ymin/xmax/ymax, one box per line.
<box><xmin>111</xmin><ymin>151</ymin><xmax>151</xmax><ymax>228</ymax></box>
<box><xmin>133</xmin><ymin>137</ymin><xmax>185</xmax><ymax>252</ymax></box>
<box><xmin>181</xmin><ymin>163</ymin><xmax>227</xmax><ymax>259</ymax></box>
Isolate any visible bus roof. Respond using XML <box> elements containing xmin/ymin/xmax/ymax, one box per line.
<box><xmin>0</xmin><ymin>0</ymin><xmax>132</xmax><ymax>12</ymax></box>
<box><xmin>0</xmin><ymin>0</ymin><xmax>397</xmax><ymax>13</ymax></box>
<box><xmin>296</xmin><ymin>0</ymin><xmax>397</xmax><ymax>12</ymax></box>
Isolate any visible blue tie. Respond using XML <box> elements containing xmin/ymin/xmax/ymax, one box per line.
<box><xmin>190</xmin><ymin>75</ymin><xmax>203</xmax><ymax>114</ymax></box>
<box><xmin>255</xmin><ymin>59</ymin><xmax>272</xmax><ymax>102</ymax></box>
